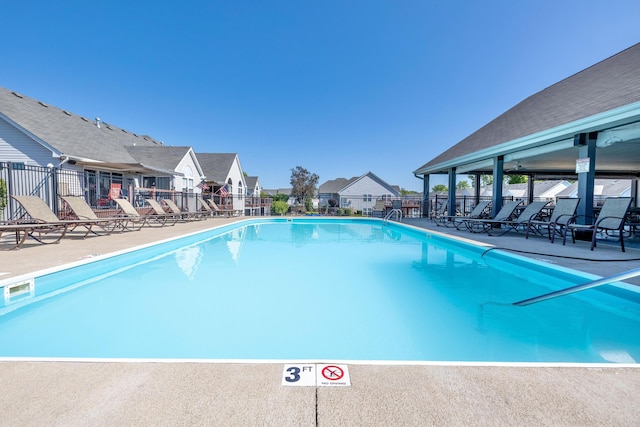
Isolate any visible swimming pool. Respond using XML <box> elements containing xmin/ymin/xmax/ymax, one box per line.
<box><xmin>1</xmin><ymin>218</ymin><xmax>639</xmax><ymax>363</ymax></box>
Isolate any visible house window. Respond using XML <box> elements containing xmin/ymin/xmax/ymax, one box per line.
<box><xmin>363</xmin><ymin>207</ymin><xmax>372</xmax><ymax>215</ymax></box>
<box><xmin>85</xmin><ymin>170</ymin><xmax>122</xmax><ymax>207</ymax></box>
<box><xmin>182</xmin><ymin>177</ymin><xmax>194</xmax><ymax>193</ymax></box>
<box><xmin>155</xmin><ymin>177</ymin><xmax>170</xmax><ymax>190</ymax></box>
<box><xmin>363</xmin><ymin>194</ymin><xmax>372</xmax><ymax>202</ymax></box>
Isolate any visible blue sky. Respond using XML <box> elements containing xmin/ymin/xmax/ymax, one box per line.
<box><xmin>2</xmin><ymin>1</ymin><xmax>639</xmax><ymax>191</ymax></box>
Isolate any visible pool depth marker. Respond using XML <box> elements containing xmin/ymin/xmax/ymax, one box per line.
<box><xmin>281</xmin><ymin>364</ymin><xmax>351</xmax><ymax>387</ymax></box>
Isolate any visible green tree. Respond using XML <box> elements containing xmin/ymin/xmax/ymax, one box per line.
<box><xmin>290</xmin><ymin>166</ymin><xmax>319</xmax><ymax>206</ymax></box>
<box><xmin>506</xmin><ymin>175</ymin><xmax>528</xmax><ymax>184</ymax></box>
<box><xmin>456</xmin><ymin>180</ymin><xmax>470</xmax><ymax>190</ymax></box>
<box><xmin>432</xmin><ymin>184</ymin><xmax>447</xmax><ymax>192</ymax></box>
<box><xmin>401</xmin><ymin>188</ymin><xmax>419</xmax><ymax>195</ymax></box>
<box><xmin>272</xmin><ymin>193</ymin><xmax>289</xmax><ymax>202</ymax></box>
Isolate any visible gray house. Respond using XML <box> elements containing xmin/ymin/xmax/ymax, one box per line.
<box><xmin>0</xmin><ymin>87</ymin><xmax>206</xmax><ymax>211</ymax></box>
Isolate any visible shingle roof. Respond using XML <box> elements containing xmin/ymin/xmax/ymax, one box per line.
<box><xmin>0</xmin><ymin>86</ymin><xmax>162</xmax><ymax>163</ymax></box>
<box><xmin>196</xmin><ymin>153</ymin><xmax>238</xmax><ymax>183</ymax></box>
<box><xmin>415</xmin><ymin>43</ymin><xmax>640</xmax><ymax>173</ymax></box>
<box><xmin>318</xmin><ymin>177</ymin><xmax>358</xmax><ymax>194</ymax></box>
<box><xmin>126</xmin><ymin>146</ymin><xmax>192</xmax><ymax>173</ymax></box>
<box><xmin>245</xmin><ymin>176</ymin><xmax>258</xmax><ymax>188</ymax></box>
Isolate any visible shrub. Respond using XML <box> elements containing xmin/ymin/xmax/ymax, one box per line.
<box><xmin>272</xmin><ymin>200</ymin><xmax>289</xmax><ymax>215</ymax></box>
<box><xmin>0</xmin><ymin>178</ymin><xmax>6</xmax><ymax>218</ymax></box>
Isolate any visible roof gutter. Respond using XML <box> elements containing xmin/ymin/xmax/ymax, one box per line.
<box><xmin>138</xmin><ymin>163</ymin><xmax>184</xmax><ymax>176</ymax></box>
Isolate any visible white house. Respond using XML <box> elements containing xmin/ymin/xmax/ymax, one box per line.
<box><xmin>196</xmin><ymin>153</ymin><xmax>247</xmax><ymax>214</ymax></box>
<box><xmin>318</xmin><ymin>172</ymin><xmax>400</xmax><ymax>215</ymax></box>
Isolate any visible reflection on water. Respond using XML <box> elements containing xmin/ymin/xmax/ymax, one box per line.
<box><xmin>174</xmin><ymin>245</ymin><xmax>203</xmax><ymax>280</ymax></box>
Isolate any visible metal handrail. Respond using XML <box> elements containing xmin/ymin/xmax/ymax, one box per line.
<box><xmin>383</xmin><ymin>208</ymin><xmax>402</xmax><ymax>224</ymax></box>
<box><xmin>513</xmin><ymin>267</ymin><xmax>640</xmax><ymax>306</ymax></box>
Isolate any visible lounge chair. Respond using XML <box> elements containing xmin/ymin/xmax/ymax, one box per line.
<box><xmin>112</xmin><ymin>198</ymin><xmax>156</xmax><ymax>227</ymax></box>
<box><xmin>434</xmin><ymin>200</ymin><xmax>491</xmax><ymax>228</ymax></box>
<box><xmin>371</xmin><ymin>200</ymin><xmax>387</xmax><ymax>218</ymax></box>
<box><xmin>461</xmin><ymin>200</ymin><xmax>523</xmax><ymax>233</ymax></box>
<box><xmin>525</xmin><ymin>198</ymin><xmax>579</xmax><ymax>242</ymax></box>
<box><xmin>206</xmin><ymin>198</ymin><xmax>241</xmax><ymax>217</ymax></box>
<box><xmin>11</xmin><ymin>195</ymin><xmax>96</xmax><ymax>242</ymax></box>
<box><xmin>0</xmin><ymin>223</ymin><xmax>49</xmax><ymax>250</ymax></box>
<box><xmin>162</xmin><ymin>199</ymin><xmax>205</xmax><ymax>221</ymax></box>
<box><xmin>486</xmin><ymin>201</ymin><xmax>550</xmax><ymax>236</ymax></box>
<box><xmin>61</xmin><ymin>196</ymin><xmax>135</xmax><ymax>234</ymax></box>
<box><xmin>144</xmin><ymin>199</ymin><xmax>181</xmax><ymax>225</ymax></box>
<box><xmin>562</xmin><ymin>197</ymin><xmax>632</xmax><ymax>251</ymax></box>
<box><xmin>430</xmin><ymin>200</ymin><xmax>448</xmax><ymax>222</ymax></box>
<box><xmin>198</xmin><ymin>199</ymin><xmax>221</xmax><ymax>217</ymax></box>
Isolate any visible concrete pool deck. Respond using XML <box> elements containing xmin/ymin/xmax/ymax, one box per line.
<box><xmin>1</xmin><ymin>216</ymin><xmax>640</xmax><ymax>426</ymax></box>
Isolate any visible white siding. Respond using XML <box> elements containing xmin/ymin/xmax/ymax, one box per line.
<box><xmin>226</xmin><ymin>156</ymin><xmax>246</xmax><ymax>212</ymax></box>
<box><xmin>339</xmin><ymin>177</ymin><xmax>395</xmax><ymax>212</ymax></box>
<box><xmin>0</xmin><ymin>118</ymin><xmax>57</xmax><ymax>166</ymax></box>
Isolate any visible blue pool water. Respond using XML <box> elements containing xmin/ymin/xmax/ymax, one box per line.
<box><xmin>1</xmin><ymin>218</ymin><xmax>639</xmax><ymax>363</ymax></box>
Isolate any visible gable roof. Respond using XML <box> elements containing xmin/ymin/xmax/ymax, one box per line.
<box><xmin>0</xmin><ymin>86</ymin><xmax>162</xmax><ymax>164</ymax></box>
<box><xmin>414</xmin><ymin>43</ymin><xmax>640</xmax><ymax>175</ymax></box>
<box><xmin>319</xmin><ymin>172</ymin><xmax>400</xmax><ymax>195</ymax></box>
<box><xmin>245</xmin><ymin>176</ymin><xmax>259</xmax><ymax>188</ymax></box>
<box><xmin>318</xmin><ymin>177</ymin><xmax>358</xmax><ymax>194</ymax></box>
<box><xmin>126</xmin><ymin>146</ymin><xmax>196</xmax><ymax>175</ymax></box>
<box><xmin>340</xmin><ymin>171</ymin><xmax>400</xmax><ymax>195</ymax></box>
<box><xmin>196</xmin><ymin>153</ymin><xmax>239</xmax><ymax>183</ymax></box>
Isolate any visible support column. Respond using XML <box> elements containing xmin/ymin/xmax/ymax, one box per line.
<box><xmin>527</xmin><ymin>174</ymin><xmax>534</xmax><ymax>203</ymax></box>
<box><xmin>422</xmin><ymin>174</ymin><xmax>430</xmax><ymax>217</ymax></box>
<box><xmin>474</xmin><ymin>173</ymin><xmax>481</xmax><ymax>205</ymax></box>
<box><xmin>491</xmin><ymin>156</ymin><xmax>504</xmax><ymax>218</ymax></box>
<box><xmin>575</xmin><ymin>132</ymin><xmax>598</xmax><ymax>225</ymax></box>
<box><xmin>447</xmin><ymin>168</ymin><xmax>457</xmax><ymax>218</ymax></box>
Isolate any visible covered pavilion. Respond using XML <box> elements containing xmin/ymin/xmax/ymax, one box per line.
<box><xmin>413</xmin><ymin>43</ymin><xmax>640</xmax><ymax>223</ymax></box>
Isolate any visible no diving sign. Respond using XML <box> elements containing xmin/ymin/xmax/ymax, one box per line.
<box><xmin>281</xmin><ymin>364</ymin><xmax>351</xmax><ymax>387</ymax></box>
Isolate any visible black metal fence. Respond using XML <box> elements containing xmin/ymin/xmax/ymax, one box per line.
<box><xmin>0</xmin><ymin>162</ymin><xmax>273</xmax><ymax>220</ymax></box>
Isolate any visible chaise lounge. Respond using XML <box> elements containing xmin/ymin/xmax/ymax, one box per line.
<box><xmin>61</xmin><ymin>195</ymin><xmax>138</xmax><ymax>234</ymax></box>
<box><xmin>562</xmin><ymin>197</ymin><xmax>632</xmax><ymax>251</ymax></box>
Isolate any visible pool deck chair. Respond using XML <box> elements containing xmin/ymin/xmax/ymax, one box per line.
<box><xmin>0</xmin><ymin>223</ymin><xmax>63</xmax><ymax>250</ymax></box>
<box><xmin>162</xmin><ymin>199</ymin><xmax>205</xmax><ymax>221</ymax></box>
<box><xmin>462</xmin><ymin>200</ymin><xmax>523</xmax><ymax>233</ymax></box>
<box><xmin>371</xmin><ymin>200</ymin><xmax>387</xmax><ymax>218</ymax></box>
<box><xmin>11</xmin><ymin>195</ymin><xmax>94</xmax><ymax>243</ymax></box>
<box><xmin>144</xmin><ymin>199</ymin><xmax>181</xmax><ymax>225</ymax></box>
<box><xmin>112</xmin><ymin>199</ymin><xmax>157</xmax><ymax>227</ymax></box>
<box><xmin>434</xmin><ymin>200</ymin><xmax>491</xmax><ymax>228</ymax></box>
<box><xmin>61</xmin><ymin>196</ymin><xmax>134</xmax><ymax>234</ymax></box>
<box><xmin>525</xmin><ymin>198</ymin><xmax>579</xmax><ymax>242</ymax></box>
<box><xmin>563</xmin><ymin>197</ymin><xmax>632</xmax><ymax>252</ymax></box>
<box><xmin>486</xmin><ymin>201</ymin><xmax>550</xmax><ymax>236</ymax></box>
<box><xmin>200</xmin><ymin>199</ymin><xmax>226</xmax><ymax>217</ymax></box>
<box><xmin>206</xmin><ymin>199</ymin><xmax>241</xmax><ymax>217</ymax></box>
<box><xmin>430</xmin><ymin>200</ymin><xmax>448</xmax><ymax>222</ymax></box>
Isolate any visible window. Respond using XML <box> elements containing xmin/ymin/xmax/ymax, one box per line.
<box><xmin>85</xmin><ymin>170</ymin><xmax>122</xmax><ymax>207</ymax></box>
<box><xmin>363</xmin><ymin>194</ymin><xmax>372</xmax><ymax>202</ymax></box>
